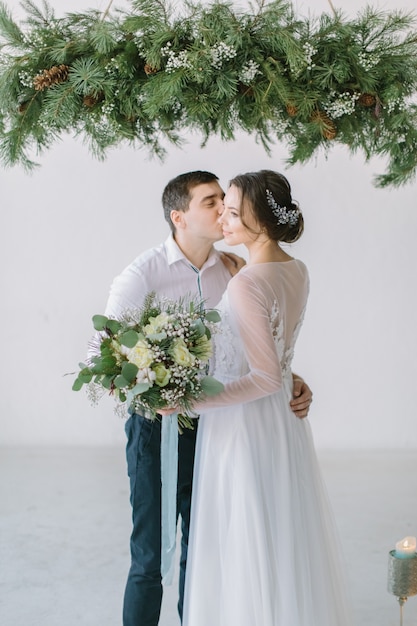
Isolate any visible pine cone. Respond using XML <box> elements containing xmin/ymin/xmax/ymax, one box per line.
<box><xmin>286</xmin><ymin>103</ymin><xmax>298</xmax><ymax>117</ymax></box>
<box><xmin>33</xmin><ymin>64</ymin><xmax>70</xmax><ymax>91</ymax></box>
<box><xmin>323</xmin><ymin>125</ymin><xmax>337</xmax><ymax>140</ymax></box>
<box><xmin>144</xmin><ymin>64</ymin><xmax>158</xmax><ymax>76</ymax></box>
<box><xmin>83</xmin><ymin>93</ymin><xmax>104</xmax><ymax>108</ymax></box>
<box><xmin>310</xmin><ymin>110</ymin><xmax>337</xmax><ymax>140</ymax></box>
<box><xmin>372</xmin><ymin>98</ymin><xmax>382</xmax><ymax>119</ymax></box>
<box><xmin>18</xmin><ymin>101</ymin><xmax>29</xmax><ymax>114</ymax></box>
<box><xmin>358</xmin><ymin>93</ymin><xmax>376</xmax><ymax>107</ymax></box>
<box><xmin>238</xmin><ymin>82</ymin><xmax>254</xmax><ymax>97</ymax></box>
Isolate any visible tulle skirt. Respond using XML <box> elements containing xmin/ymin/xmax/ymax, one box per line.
<box><xmin>183</xmin><ymin>389</ymin><xmax>353</xmax><ymax>626</ymax></box>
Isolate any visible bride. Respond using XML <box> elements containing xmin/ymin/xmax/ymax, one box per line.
<box><xmin>162</xmin><ymin>169</ymin><xmax>352</xmax><ymax>626</ymax></box>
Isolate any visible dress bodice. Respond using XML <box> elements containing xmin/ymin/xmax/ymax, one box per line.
<box><xmin>195</xmin><ymin>260</ymin><xmax>309</xmax><ymax>410</ymax></box>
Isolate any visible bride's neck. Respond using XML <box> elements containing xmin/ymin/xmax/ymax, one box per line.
<box><xmin>247</xmin><ymin>240</ymin><xmax>293</xmax><ymax>264</ymax></box>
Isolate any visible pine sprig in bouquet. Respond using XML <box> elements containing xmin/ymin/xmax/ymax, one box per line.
<box><xmin>72</xmin><ymin>292</ymin><xmax>224</xmax><ymax>431</ymax></box>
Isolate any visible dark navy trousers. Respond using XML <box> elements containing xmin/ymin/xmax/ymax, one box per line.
<box><xmin>123</xmin><ymin>413</ymin><xmax>198</xmax><ymax>626</ymax></box>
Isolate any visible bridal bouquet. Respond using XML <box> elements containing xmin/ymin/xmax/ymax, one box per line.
<box><xmin>72</xmin><ymin>293</ymin><xmax>224</xmax><ymax>431</ymax></box>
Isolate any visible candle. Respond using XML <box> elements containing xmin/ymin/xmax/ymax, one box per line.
<box><xmin>394</xmin><ymin>536</ymin><xmax>417</xmax><ymax>559</ymax></box>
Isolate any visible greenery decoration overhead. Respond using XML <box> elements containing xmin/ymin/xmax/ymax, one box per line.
<box><xmin>0</xmin><ymin>0</ymin><xmax>417</xmax><ymax>187</ymax></box>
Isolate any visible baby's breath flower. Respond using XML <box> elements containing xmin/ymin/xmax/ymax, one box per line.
<box><xmin>239</xmin><ymin>60</ymin><xmax>260</xmax><ymax>84</ymax></box>
<box><xmin>324</xmin><ymin>91</ymin><xmax>359</xmax><ymax>118</ymax></box>
<box><xmin>105</xmin><ymin>58</ymin><xmax>120</xmax><ymax>74</ymax></box>
<box><xmin>272</xmin><ymin>119</ymin><xmax>290</xmax><ymax>136</ymax></box>
<box><xmin>210</xmin><ymin>42</ymin><xmax>237</xmax><ymax>70</ymax></box>
<box><xmin>386</xmin><ymin>97</ymin><xmax>404</xmax><ymax>114</ymax></box>
<box><xmin>24</xmin><ymin>33</ymin><xmax>45</xmax><ymax>48</ymax></box>
<box><xmin>133</xmin><ymin>36</ymin><xmax>146</xmax><ymax>54</ymax></box>
<box><xmin>18</xmin><ymin>70</ymin><xmax>33</xmax><ymax>87</ymax></box>
<box><xmin>161</xmin><ymin>42</ymin><xmax>191</xmax><ymax>73</ymax></box>
<box><xmin>86</xmin><ymin>382</ymin><xmax>107</xmax><ymax>405</ymax></box>
<box><xmin>93</xmin><ymin>117</ymin><xmax>118</xmax><ymax>140</ymax></box>
<box><xmin>358</xmin><ymin>50</ymin><xmax>380</xmax><ymax>71</ymax></box>
<box><xmin>303</xmin><ymin>42</ymin><xmax>317</xmax><ymax>70</ymax></box>
<box><xmin>290</xmin><ymin>42</ymin><xmax>317</xmax><ymax>77</ymax></box>
<box><xmin>102</xmin><ymin>102</ymin><xmax>115</xmax><ymax>115</ymax></box>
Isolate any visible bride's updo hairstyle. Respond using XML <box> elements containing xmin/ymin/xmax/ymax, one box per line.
<box><xmin>229</xmin><ymin>169</ymin><xmax>304</xmax><ymax>243</ymax></box>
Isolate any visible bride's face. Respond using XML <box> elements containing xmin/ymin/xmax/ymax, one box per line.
<box><xmin>220</xmin><ymin>185</ymin><xmax>260</xmax><ymax>247</ymax></box>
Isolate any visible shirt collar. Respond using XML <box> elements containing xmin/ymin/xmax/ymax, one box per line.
<box><xmin>164</xmin><ymin>234</ymin><xmax>221</xmax><ymax>270</ymax></box>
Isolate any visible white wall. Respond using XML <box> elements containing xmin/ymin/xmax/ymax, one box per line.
<box><xmin>1</xmin><ymin>0</ymin><xmax>416</xmax><ymax>447</ymax></box>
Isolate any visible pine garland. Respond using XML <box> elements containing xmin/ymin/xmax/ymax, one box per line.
<box><xmin>0</xmin><ymin>0</ymin><xmax>416</xmax><ymax>187</ymax></box>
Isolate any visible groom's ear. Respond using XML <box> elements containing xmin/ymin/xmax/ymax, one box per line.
<box><xmin>170</xmin><ymin>209</ymin><xmax>185</xmax><ymax>230</ymax></box>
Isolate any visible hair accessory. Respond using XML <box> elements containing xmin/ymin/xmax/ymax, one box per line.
<box><xmin>266</xmin><ymin>189</ymin><xmax>299</xmax><ymax>226</ymax></box>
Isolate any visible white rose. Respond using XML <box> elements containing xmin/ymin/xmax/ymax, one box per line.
<box><xmin>127</xmin><ymin>340</ymin><xmax>154</xmax><ymax>368</ymax></box>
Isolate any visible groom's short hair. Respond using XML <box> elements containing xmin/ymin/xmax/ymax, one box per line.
<box><xmin>162</xmin><ymin>170</ymin><xmax>219</xmax><ymax>232</ymax></box>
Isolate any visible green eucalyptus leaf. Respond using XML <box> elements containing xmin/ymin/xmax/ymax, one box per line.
<box><xmin>90</xmin><ymin>360</ymin><xmax>104</xmax><ymax>374</ymax></box>
<box><xmin>206</xmin><ymin>310</ymin><xmax>221</xmax><ymax>323</ymax></box>
<box><xmin>100</xmin><ymin>356</ymin><xmax>117</xmax><ymax>370</ymax></box>
<box><xmin>114</xmin><ymin>375</ymin><xmax>129</xmax><ymax>389</ymax></box>
<box><xmin>106</xmin><ymin>319</ymin><xmax>122</xmax><ymax>334</ymax></box>
<box><xmin>125</xmin><ymin>384</ymin><xmax>151</xmax><ymax>408</ymax></box>
<box><xmin>92</xmin><ymin>314</ymin><xmax>108</xmax><ymax>331</ymax></box>
<box><xmin>101</xmin><ymin>374</ymin><xmax>114</xmax><ymax>389</ymax></box>
<box><xmin>78</xmin><ymin>369</ymin><xmax>93</xmax><ymax>383</ymax></box>
<box><xmin>99</xmin><ymin>343</ymin><xmax>113</xmax><ymax>357</ymax></box>
<box><xmin>131</xmin><ymin>382</ymin><xmax>151</xmax><ymax>394</ymax></box>
<box><xmin>200</xmin><ymin>376</ymin><xmax>224</xmax><ymax>396</ymax></box>
<box><xmin>191</xmin><ymin>318</ymin><xmax>205</xmax><ymax>337</ymax></box>
<box><xmin>121</xmin><ymin>361</ymin><xmax>139</xmax><ymax>383</ymax></box>
<box><xmin>120</xmin><ymin>329</ymin><xmax>140</xmax><ymax>348</ymax></box>
<box><xmin>72</xmin><ymin>377</ymin><xmax>84</xmax><ymax>391</ymax></box>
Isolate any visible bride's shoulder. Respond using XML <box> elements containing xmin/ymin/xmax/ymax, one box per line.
<box><xmin>293</xmin><ymin>258</ymin><xmax>309</xmax><ymax>278</ymax></box>
<box><xmin>228</xmin><ymin>265</ymin><xmax>254</xmax><ymax>284</ymax></box>
<box><xmin>226</xmin><ymin>267</ymin><xmax>262</xmax><ymax>301</ymax></box>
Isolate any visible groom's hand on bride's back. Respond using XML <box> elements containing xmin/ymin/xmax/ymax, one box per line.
<box><xmin>220</xmin><ymin>252</ymin><xmax>246</xmax><ymax>276</ymax></box>
<box><xmin>290</xmin><ymin>377</ymin><xmax>313</xmax><ymax>419</ymax></box>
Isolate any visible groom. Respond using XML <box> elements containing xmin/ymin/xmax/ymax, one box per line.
<box><xmin>101</xmin><ymin>170</ymin><xmax>313</xmax><ymax>626</ymax></box>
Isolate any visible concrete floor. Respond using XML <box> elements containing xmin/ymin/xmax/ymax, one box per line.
<box><xmin>1</xmin><ymin>447</ymin><xmax>417</xmax><ymax>626</ymax></box>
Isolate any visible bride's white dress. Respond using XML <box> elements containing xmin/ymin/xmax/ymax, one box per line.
<box><xmin>183</xmin><ymin>261</ymin><xmax>352</xmax><ymax>626</ymax></box>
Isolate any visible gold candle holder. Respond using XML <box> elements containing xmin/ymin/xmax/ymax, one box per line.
<box><xmin>387</xmin><ymin>550</ymin><xmax>417</xmax><ymax>626</ymax></box>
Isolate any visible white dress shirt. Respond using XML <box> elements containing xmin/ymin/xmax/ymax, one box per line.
<box><xmin>100</xmin><ymin>235</ymin><xmax>232</xmax><ymax>584</ymax></box>
<box><xmin>104</xmin><ymin>234</ymin><xmax>231</xmax><ymax>318</ymax></box>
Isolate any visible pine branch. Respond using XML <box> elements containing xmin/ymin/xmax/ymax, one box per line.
<box><xmin>131</xmin><ymin>0</ymin><xmax>172</xmax><ymax>25</ymax></box>
<box><xmin>0</xmin><ymin>0</ymin><xmax>416</xmax><ymax>186</ymax></box>
<box><xmin>101</xmin><ymin>0</ymin><xmax>115</xmax><ymax>22</ymax></box>
<box><xmin>0</xmin><ymin>2</ymin><xmax>26</xmax><ymax>48</ymax></box>
<box><xmin>20</xmin><ymin>0</ymin><xmax>55</xmax><ymax>27</ymax></box>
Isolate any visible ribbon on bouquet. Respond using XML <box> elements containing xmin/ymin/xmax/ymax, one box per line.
<box><xmin>160</xmin><ymin>412</ymin><xmax>179</xmax><ymax>585</ymax></box>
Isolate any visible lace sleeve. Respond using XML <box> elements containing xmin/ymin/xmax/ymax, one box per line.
<box><xmin>193</xmin><ymin>272</ymin><xmax>283</xmax><ymax>411</ymax></box>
